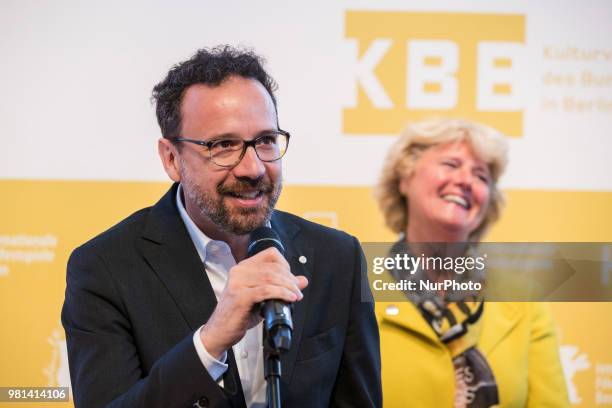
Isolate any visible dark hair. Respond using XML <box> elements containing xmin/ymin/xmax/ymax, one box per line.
<box><xmin>151</xmin><ymin>45</ymin><xmax>278</xmax><ymax>139</ymax></box>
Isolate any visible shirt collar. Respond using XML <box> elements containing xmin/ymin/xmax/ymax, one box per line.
<box><xmin>176</xmin><ymin>184</ymin><xmax>273</xmax><ymax>263</ymax></box>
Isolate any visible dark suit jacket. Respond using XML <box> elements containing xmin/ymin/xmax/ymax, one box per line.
<box><xmin>62</xmin><ymin>184</ymin><xmax>381</xmax><ymax>407</ymax></box>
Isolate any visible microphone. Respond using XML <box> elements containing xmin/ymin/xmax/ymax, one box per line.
<box><xmin>247</xmin><ymin>227</ymin><xmax>293</xmax><ymax>352</ymax></box>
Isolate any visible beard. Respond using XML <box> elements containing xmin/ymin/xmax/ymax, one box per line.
<box><xmin>181</xmin><ymin>169</ymin><xmax>282</xmax><ymax>236</ymax></box>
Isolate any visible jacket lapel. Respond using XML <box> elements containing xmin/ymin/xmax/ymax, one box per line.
<box><xmin>138</xmin><ymin>183</ymin><xmax>218</xmax><ymax>330</ymax></box>
<box><xmin>379</xmin><ymin>301</ymin><xmax>525</xmax><ymax>354</ymax></box>
<box><xmin>137</xmin><ymin>183</ymin><xmax>246</xmax><ymax>404</ymax></box>
<box><xmin>378</xmin><ymin>301</ymin><xmax>441</xmax><ymax>346</ymax></box>
<box><xmin>270</xmin><ymin>212</ymin><xmax>313</xmax><ymax>388</ymax></box>
<box><xmin>479</xmin><ymin>302</ymin><xmax>524</xmax><ymax>355</ymax></box>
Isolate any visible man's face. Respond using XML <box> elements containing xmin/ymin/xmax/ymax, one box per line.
<box><xmin>174</xmin><ymin>76</ymin><xmax>282</xmax><ymax>236</ymax></box>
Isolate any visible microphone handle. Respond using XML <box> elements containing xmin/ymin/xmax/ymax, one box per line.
<box><xmin>261</xmin><ymin>299</ymin><xmax>293</xmax><ymax>352</ymax></box>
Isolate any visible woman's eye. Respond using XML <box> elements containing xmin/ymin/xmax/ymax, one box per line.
<box><xmin>442</xmin><ymin>161</ymin><xmax>458</xmax><ymax>168</ymax></box>
<box><xmin>475</xmin><ymin>173</ymin><xmax>490</xmax><ymax>183</ymax></box>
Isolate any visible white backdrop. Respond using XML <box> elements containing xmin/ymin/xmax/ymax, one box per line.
<box><xmin>2</xmin><ymin>0</ymin><xmax>611</xmax><ymax>191</ymax></box>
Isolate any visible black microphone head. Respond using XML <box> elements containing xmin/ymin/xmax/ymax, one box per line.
<box><xmin>247</xmin><ymin>226</ymin><xmax>284</xmax><ymax>258</ymax></box>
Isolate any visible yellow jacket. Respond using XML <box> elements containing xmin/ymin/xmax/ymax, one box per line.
<box><xmin>377</xmin><ymin>301</ymin><xmax>569</xmax><ymax>407</ymax></box>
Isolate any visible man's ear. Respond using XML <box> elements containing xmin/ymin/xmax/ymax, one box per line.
<box><xmin>158</xmin><ymin>138</ymin><xmax>181</xmax><ymax>182</ymax></box>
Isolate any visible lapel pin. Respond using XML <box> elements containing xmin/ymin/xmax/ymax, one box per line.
<box><xmin>298</xmin><ymin>255</ymin><xmax>307</xmax><ymax>264</ymax></box>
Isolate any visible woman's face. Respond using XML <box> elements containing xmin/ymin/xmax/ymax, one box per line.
<box><xmin>400</xmin><ymin>140</ymin><xmax>491</xmax><ymax>241</ymax></box>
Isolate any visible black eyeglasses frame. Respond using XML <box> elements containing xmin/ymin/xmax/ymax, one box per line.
<box><xmin>171</xmin><ymin>129</ymin><xmax>290</xmax><ymax>168</ymax></box>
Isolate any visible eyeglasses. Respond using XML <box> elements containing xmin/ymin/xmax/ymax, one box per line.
<box><xmin>172</xmin><ymin>130</ymin><xmax>290</xmax><ymax>168</ymax></box>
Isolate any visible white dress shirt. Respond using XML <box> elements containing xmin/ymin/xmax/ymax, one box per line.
<box><xmin>176</xmin><ymin>185</ymin><xmax>266</xmax><ymax>407</ymax></box>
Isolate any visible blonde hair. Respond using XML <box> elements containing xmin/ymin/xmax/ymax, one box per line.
<box><xmin>375</xmin><ymin>118</ymin><xmax>509</xmax><ymax>242</ymax></box>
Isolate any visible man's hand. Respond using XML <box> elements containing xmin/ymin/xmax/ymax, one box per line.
<box><xmin>199</xmin><ymin>247</ymin><xmax>308</xmax><ymax>359</ymax></box>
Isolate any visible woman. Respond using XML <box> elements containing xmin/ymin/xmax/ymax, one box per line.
<box><xmin>375</xmin><ymin>118</ymin><xmax>568</xmax><ymax>407</ymax></box>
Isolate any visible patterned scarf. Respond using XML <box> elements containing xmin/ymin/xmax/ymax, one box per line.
<box><xmin>389</xmin><ymin>240</ymin><xmax>499</xmax><ymax>408</ymax></box>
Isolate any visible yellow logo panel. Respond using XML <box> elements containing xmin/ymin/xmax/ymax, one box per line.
<box><xmin>343</xmin><ymin>11</ymin><xmax>525</xmax><ymax>136</ymax></box>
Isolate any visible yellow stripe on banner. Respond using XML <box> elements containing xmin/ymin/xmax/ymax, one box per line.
<box><xmin>488</xmin><ymin>189</ymin><xmax>612</xmax><ymax>242</ymax></box>
<box><xmin>278</xmin><ymin>185</ymin><xmax>612</xmax><ymax>242</ymax></box>
<box><xmin>1</xmin><ymin>179</ymin><xmax>611</xmax><ymax>408</ymax></box>
<box><xmin>0</xmin><ymin>180</ymin><xmax>170</xmax><ymax>408</ymax></box>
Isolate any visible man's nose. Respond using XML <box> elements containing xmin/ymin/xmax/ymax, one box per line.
<box><xmin>232</xmin><ymin>146</ymin><xmax>266</xmax><ymax>179</ymax></box>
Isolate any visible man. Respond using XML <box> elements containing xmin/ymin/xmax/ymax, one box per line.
<box><xmin>62</xmin><ymin>46</ymin><xmax>381</xmax><ymax>407</ymax></box>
